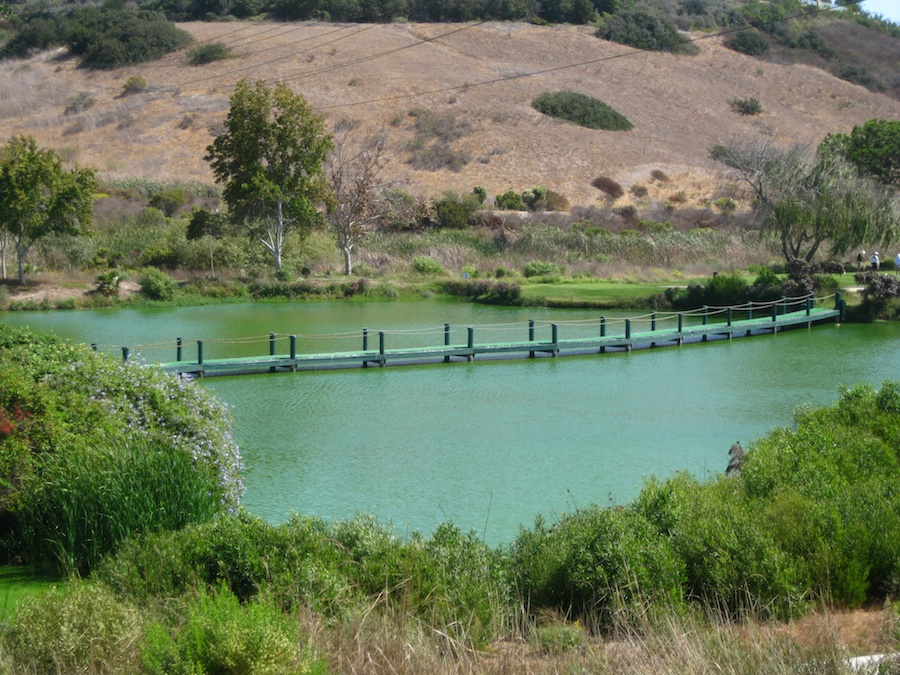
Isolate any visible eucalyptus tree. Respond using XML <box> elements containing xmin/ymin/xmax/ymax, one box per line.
<box><xmin>0</xmin><ymin>135</ymin><xmax>96</xmax><ymax>284</ymax></box>
<box><xmin>711</xmin><ymin>137</ymin><xmax>899</xmax><ymax>264</ymax></box>
<box><xmin>205</xmin><ymin>79</ymin><xmax>333</xmax><ymax>274</ymax></box>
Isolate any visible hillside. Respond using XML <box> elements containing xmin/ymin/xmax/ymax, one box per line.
<box><xmin>1</xmin><ymin>20</ymin><xmax>899</xmax><ymax>209</ymax></box>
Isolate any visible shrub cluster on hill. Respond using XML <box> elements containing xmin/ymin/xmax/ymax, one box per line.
<box><xmin>532</xmin><ymin>91</ymin><xmax>633</xmax><ymax>131</ymax></box>
<box><xmin>1</xmin><ymin>7</ymin><xmax>192</xmax><ymax>68</ymax></box>
<box><xmin>597</xmin><ymin>8</ymin><xmax>700</xmax><ymax>55</ymax></box>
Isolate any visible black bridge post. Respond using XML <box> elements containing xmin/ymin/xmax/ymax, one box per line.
<box><xmin>363</xmin><ymin>328</ymin><xmax>368</xmax><ymax>351</ymax></box>
<box><xmin>599</xmin><ymin>316</ymin><xmax>606</xmax><ymax>353</ymax></box>
<box><xmin>197</xmin><ymin>340</ymin><xmax>203</xmax><ymax>365</ymax></box>
<box><xmin>444</xmin><ymin>323</ymin><xmax>451</xmax><ymax>363</ymax></box>
<box><xmin>177</xmin><ymin>337</ymin><xmax>183</xmax><ymax>362</ymax></box>
<box><xmin>290</xmin><ymin>335</ymin><xmax>296</xmax><ymax>360</ymax></box>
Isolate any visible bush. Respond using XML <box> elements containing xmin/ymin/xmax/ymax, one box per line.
<box><xmin>66</xmin><ymin>8</ymin><xmax>193</xmax><ymax>69</ymax></box>
<box><xmin>532</xmin><ymin>91</ymin><xmax>633</xmax><ymax>131</ymax></box>
<box><xmin>141</xmin><ymin>585</ymin><xmax>319</xmax><ymax>675</ymax></box>
<box><xmin>730</xmin><ymin>97</ymin><xmax>763</xmax><ymax>115</ymax></box>
<box><xmin>523</xmin><ymin>260</ymin><xmax>563</xmax><ymax>278</ymax></box>
<box><xmin>139</xmin><ymin>266</ymin><xmax>179</xmax><ymax>300</ymax></box>
<box><xmin>598</xmin><ymin>9</ymin><xmax>699</xmax><ymax>55</ymax></box>
<box><xmin>121</xmin><ymin>75</ymin><xmax>148</xmax><ymax>95</ymax></box>
<box><xmin>591</xmin><ymin>175</ymin><xmax>625</xmax><ymax>199</ymax></box>
<box><xmin>411</xmin><ymin>256</ymin><xmax>445</xmax><ymax>274</ymax></box>
<box><xmin>4</xmin><ymin>581</ymin><xmax>143</xmax><ymax>673</ymax></box>
<box><xmin>0</xmin><ymin>324</ymin><xmax>243</xmax><ymax>574</ymax></box>
<box><xmin>832</xmin><ymin>62</ymin><xmax>886</xmax><ymax>92</ymax></box>
<box><xmin>725</xmin><ymin>29</ymin><xmax>769</xmax><ymax>56</ymax></box>
<box><xmin>95</xmin><ymin>268</ymin><xmax>126</xmax><ymax>296</ymax></box>
<box><xmin>495</xmin><ymin>190</ymin><xmax>526</xmax><ymax>211</ymax></box>
<box><xmin>187</xmin><ymin>42</ymin><xmax>232</xmax><ymax>65</ymax></box>
<box><xmin>510</xmin><ymin>506</ymin><xmax>687</xmax><ymax>629</ymax></box>
<box><xmin>148</xmin><ymin>187</ymin><xmax>188</xmax><ymax>216</ymax></box>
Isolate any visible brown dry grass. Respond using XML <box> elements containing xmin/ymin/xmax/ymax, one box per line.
<box><xmin>1</xmin><ymin>22</ymin><xmax>899</xmax><ymax>210</ymax></box>
<box><xmin>300</xmin><ymin>604</ymin><xmax>898</xmax><ymax>674</ymax></box>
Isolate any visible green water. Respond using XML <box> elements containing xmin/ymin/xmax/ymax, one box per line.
<box><xmin>4</xmin><ymin>300</ymin><xmax>898</xmax><ymax>545</ymax></box>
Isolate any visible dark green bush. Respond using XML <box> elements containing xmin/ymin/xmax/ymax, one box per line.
<box><xmin>65</xmin><ymin>8</ymin><xmax>193</xmax><ymax>69</ymax></box>
<box><xmin>433</xmin><ymin>197</ymin><xmax>474</xmax><ymax>229</ymax></box>
<box><xmin>495</xmin><ymin>190</ymin><xmax>526</xmax><ymax>210</ymax></box>
<box><xmin>532</xmin><ymin>91</ymin><xmax>633</xmax><ymax>131</ymax></box>
<box><xmin>510</xmin><ymin>506</ymin><xmax>687</xmax><ymax>629</ymax></box>
<box><xmin>187</xmin><ymin>42</ymin><xmax>231</xmax><ymax>65</ymax></box>
<box><xmin>598</xmin><ymin>8</ymin><xmax>699</xmax><ymax>54</ymax></box>
<box><xmin>673</xmin><ymin>272</ymin><xmax>749</xmax><ymax>308</ymax></box>
<box><xmin>725</xmin><ymin>29</ymin><xmax>769</xmax><ymax>56</ymax></box>
<box><xmin>791</xmin><ymin>29</ymin><xmax>835</xmax><ymax>60</ymax></box>
<box><xmin>438</xmin><ymin>280</ymin><xmax>523</xmax><ymax>304</ymax></box>
<box><xmin>832</xmin><ymin>62</ymin><xmax>886</xmax><ymax>92</ymax></box>
<box><xmin>730</xmin><ymin>97</ymin><xmax>763</xmax><ymax>115</ymax></box>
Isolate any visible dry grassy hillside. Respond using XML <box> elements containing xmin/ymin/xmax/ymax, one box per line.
<box><xmin>1</xmin><ymin>21</ymin><xmax>899</xmax><ymax>209</ymax></box>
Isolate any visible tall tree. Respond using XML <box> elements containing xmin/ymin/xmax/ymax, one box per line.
<box><xmin>711</xmin><ymin>137</ymin><xmax>899</xmax><ymax>264</ymax></box>
<box><xmin>205</xmin><ymin>79</ymin><xmax>333</xmax><ymax>274</ymax></box>
<box><xmin>0</xmin><ymin>135</ymin><xmax>96</xmax><ymax>284</ymax></box>
<box><xmin>325</xmin><ymin>123</ymin><xmax>387</xmax><ymax>276</ymax></box>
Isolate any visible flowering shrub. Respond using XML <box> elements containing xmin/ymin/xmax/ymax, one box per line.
<box><xmin>0</xmin><ymin>323</ymin><xmax>243</xmax><ymax>573</ymax></box>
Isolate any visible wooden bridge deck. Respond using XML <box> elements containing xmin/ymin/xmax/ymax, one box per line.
<box><xmin>143</xmin><ymin>301</ymin><xmax>842</xmax><ymax>378</ymax></box>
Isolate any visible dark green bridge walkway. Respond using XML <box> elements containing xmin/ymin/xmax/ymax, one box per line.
<box><xmin>99</xmin><ymin>294</ymin><xmax>844</xmax><ymax>378</ymax></box>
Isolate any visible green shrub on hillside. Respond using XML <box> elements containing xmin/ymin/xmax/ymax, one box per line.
<box><xmin>725</xmin><ymin>29</ymin><xmax>770</xmax><ymax>55</ymax></box>
<box><xmin>598</xmin><ymin>9</ymin><xmax>699</xmax><ymax>55</ymax></box>
<box><xmin>832</xmin><ymin>62</ymin><xmax>886</xmax><ymax>92</ymax></box>
<box><xmin>187</xmin><ymin>42</ymin><xmax>231</xmax><ymax>65</ymax></box>
<box><xmin>523</xmin><ymin>260</ymin><xmax>563</xmax><ymax>278</ymax></box>
<box><xmin>65</xmin><ymin>8</ymin><xmax>192</xmax><ymax>69</ymax></box>
<box><xmin>412</xmin><ymin>255</ymin><xmax>445</xmax><ymax>274</ymax></box>
<box><xmin>532</xmin><ymin>91</ymin><xmax>633</xmax><ymax>131</ymax></box>
<box><xmin>730</xmin><ymin>96</ymin><xmax>763</xmax><ymax>115</ymax></box>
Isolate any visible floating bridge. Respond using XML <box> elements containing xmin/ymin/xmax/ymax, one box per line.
<box><xmin>98</xmin><ymin>294</ymin><xmax>845</xmax><ymax>378</ymax></box>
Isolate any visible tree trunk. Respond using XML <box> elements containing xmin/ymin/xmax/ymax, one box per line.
<box><xmin>16</xmin><ymin>238</ymin><xmax>26</xmax><ymax>285</ymax></box>
<box><xmin>342</xmin><ymin>246</ymin><xmax>353</xmax><ymax>276</ymax></box>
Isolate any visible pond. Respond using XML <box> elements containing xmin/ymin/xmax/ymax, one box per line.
<box><xmin>4</xmin><ymin>299</ymin><xmax>898</xmax><ymax>545</ymax></box>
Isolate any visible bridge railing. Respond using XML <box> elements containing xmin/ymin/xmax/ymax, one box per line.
<box><xmin>94</xmin><ymin>292</ymin><xmax>843</xmax><ymax>365</ymax></box>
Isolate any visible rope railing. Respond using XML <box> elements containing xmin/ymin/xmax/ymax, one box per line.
<box><xmin>94</xmin><ymin>292</ymin><xmax>844</xmax><ymax>365</ymax></box>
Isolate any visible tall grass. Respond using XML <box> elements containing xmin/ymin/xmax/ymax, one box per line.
<box><xmin>16</xmin><ymin>437</ymin><xmax>221</xmax><ymax>576</ymax></box>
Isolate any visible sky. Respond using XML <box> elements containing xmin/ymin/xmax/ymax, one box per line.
<box><xmin>856</xmin><ymin>0</ymin><xmax>900</xmax><ymax>23</ymax></box>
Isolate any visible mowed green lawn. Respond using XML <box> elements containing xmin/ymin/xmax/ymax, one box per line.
<box><xmin>0</xmin><ymin>567</ymin><xmax>60</xmax><ymax>620</ymax></box>
<box><xmin>518</xmin><ymin>273</ymin><xmax>867</xmax><ymax>307</ymax></box>
<box><xmin>519</xmin><ymin>278</ymin><xmax>697</xmax><ymax>306</ymax></box>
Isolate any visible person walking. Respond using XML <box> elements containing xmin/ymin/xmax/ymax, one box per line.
<box><xmin>870</xmin><ymin>251</ymin><xmax>880</xmax><ymax>271</ymax></box>
<box><xmin>857</xmin><ymin>250</ymin><xmax>866</xmax><ymax>271</ymax></box>
<box><xmin>895</xmin><ymin>252</ymin><xmax>900</xmax><ymax>276</ymax></box>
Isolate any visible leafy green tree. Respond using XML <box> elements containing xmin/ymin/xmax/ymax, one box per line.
<box><xmin>712</xmin><ymin>137</ymin><xmax>899</xmax><ymax>264</ymax></box>
<box><xmin>0</xmin><ymin>135</ymin><xmax>96</xmax><ymax>284</ymax></box>
<box><xmin>822</xmin><ymin>119</ymin><xmax>900</xmax><ymax>187</ymax></box>
<box><xmin>205</xmin><ymin>80</ymin><xmax>333</xmax><ymax>273</ymax></box>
